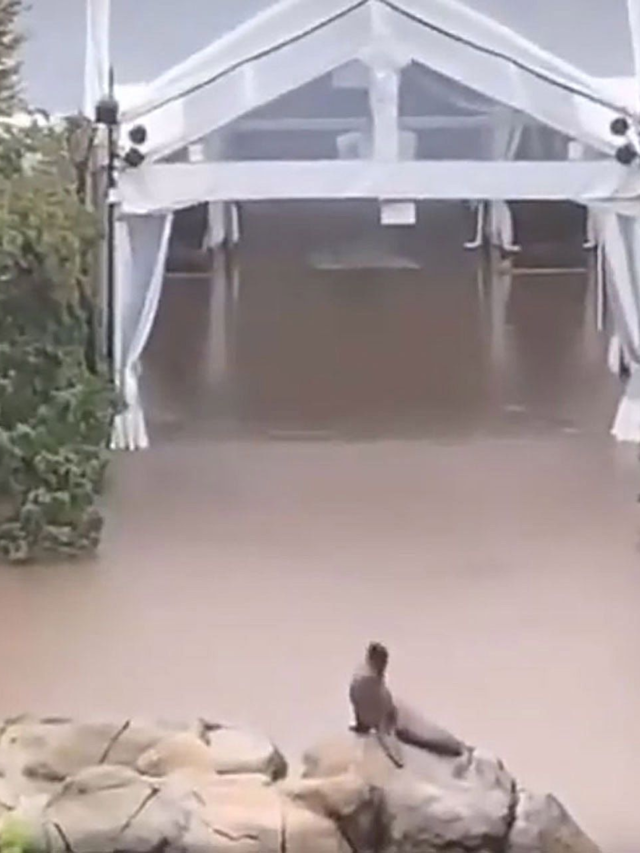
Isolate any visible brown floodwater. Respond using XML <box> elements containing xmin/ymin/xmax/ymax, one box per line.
<box><xmin>1</xmin><ymin>201</ymin><xmax>639</xmax><ymax>851</ymax></box>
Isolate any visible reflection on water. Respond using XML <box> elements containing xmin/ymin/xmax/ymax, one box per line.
<box><xmin>144</xmin><ymin>201</ymin><xmax>616</xmax><ymax>441</ymax></box>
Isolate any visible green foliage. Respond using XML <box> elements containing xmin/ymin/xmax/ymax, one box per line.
<box><xmin>0</xmin><ymin>815</ymin><xmax>37</xmax><ymax>853</ymax></box>
<box><xmin>0</xmin><ymin>0</ymin><xmax>23</xmax><ymax>115</ymax></box>
<box><xmin>0</xmin><ymin>121</ymin><xmax>117</xmax><ymax>564</ymax></box>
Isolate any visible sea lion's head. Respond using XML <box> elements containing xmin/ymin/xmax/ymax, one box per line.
<box><xmin>366</xmin><ymin>642</ymin><xmax>389</xmax><ymax>678</ymax></box>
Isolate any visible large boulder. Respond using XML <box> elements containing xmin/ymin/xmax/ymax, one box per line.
<box><xmin>0</xmin><ymin>718</ymin><xmax>604</xmax><ymax>853</ymax></box>
<box><xmin>507</xmin><ymin>790</ymin><xmax>602</xmax><ymax>853</ymax></box>
<box><xmin>0</xmin><ymin>718</ymin><xmax>198</xmax><ymax>785</ymax></box>
<box><xmin>200</xmin><ymin>723</ymin><xmax>287</xmax><ymax>781</ymax></box>
<box><xmin>11</xmin><ymin>764</ymin><xmax>349</xmax><ymax>853</ymax></box>
<box><xmin>37</xmin><ymin>765</ymin><xmax>200</xmax><ymax>853</ymax></box>
<box><xmin>171</xmin><ymin>771</ymin><xmax>349</xmax><ymax>853</ymax></box>
<box><xmin>302</xmin><ymin>733</ymin><xmax>602</xmax><ymax>853</ymax></box>
<box><xmin>380</xmin><ymin>751</ymin><xmax>515</xmax><ymax>853</ymax></box>
<box><xmin>281</xmin><ymin>770</ymin><xmax>379</xmax><ymax>853</ymax></box>
<box><xmin>136</xmin><ymin>733</ymin><xmax>219</xmax><ymax>777</ymax></box>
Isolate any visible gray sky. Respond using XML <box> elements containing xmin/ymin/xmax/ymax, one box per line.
<box><xmin>20</xmin><ymin>0</ymin><xmax>633</xmax><ymax>114</ymax></box>
<box><xmin>21</xmin><ymin>0</ymin><xmax>277</xmax><ymax>113</ymax></box>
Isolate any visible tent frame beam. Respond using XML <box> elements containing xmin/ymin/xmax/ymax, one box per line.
<box><xmin>119</xmin><ymin>159</ymin><xmax>638</xmax><ymax>214</ymax></box>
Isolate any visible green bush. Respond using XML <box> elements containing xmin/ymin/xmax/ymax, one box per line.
<box><xmin>0</xmin><ymin>815</ymin><xmax>38</xmax><ymax>853</ymax></box>
<box><xmin>0</xmin><ymin>0</ymin><xmax>23</xmax><ymax>116</ymax></box>
<box><xmin>0</xmin><ymin>120</ymin><xmax>117</xmax><ymax>564</ymax></box>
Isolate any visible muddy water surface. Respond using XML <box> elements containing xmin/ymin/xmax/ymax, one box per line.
<box><xmin>1</xmin><ymin>202</ymin><xmax>639</xmax><ymax>851</ymax></box>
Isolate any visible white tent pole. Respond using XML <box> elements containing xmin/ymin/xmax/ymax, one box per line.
<box><xmin>83</xmin><ymin>0</ymin><xmax>112</xmax><ymax>117</ymax></box>
<box><xmin>627</xmin><ymin>0</ymin><xmax>640</xmax><ymax>102</ymax></box>
<box><xmin>368</xmin><ymin>59</ymin><xmax>401</xmax><ymax>162</ymax></box>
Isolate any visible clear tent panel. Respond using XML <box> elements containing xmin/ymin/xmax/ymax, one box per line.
<box><xmin>174</xmin><ymin>60</ymin><xmax>582</xmax><ymax>164</ymax></box>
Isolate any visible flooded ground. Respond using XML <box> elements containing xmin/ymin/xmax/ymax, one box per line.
<box><xmin>1</xmin><ymin>202</ymin><xmax>639</xmax><ymax>851</ymax></box>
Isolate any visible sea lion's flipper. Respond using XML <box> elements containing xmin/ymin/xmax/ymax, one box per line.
<box><xmin>376</xmin><ymin>730</ymin><xmax>404</xmax><ymax>768</ymax></box>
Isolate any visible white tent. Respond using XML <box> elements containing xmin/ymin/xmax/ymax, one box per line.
<box><xmin>85</xmin><ymin>0</ymin><xmax>640</xmax><ymax>449</ymax></box>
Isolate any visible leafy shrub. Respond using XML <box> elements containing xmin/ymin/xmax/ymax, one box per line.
<box><xmin>0</xmin><ymin>120</ymin><xmax>117</xmax><ymax>563</ymax></box>
<box><xmin>0</xmin><ymin>815</ymin><xmax>37</xmax><ymax>853</ymax></box>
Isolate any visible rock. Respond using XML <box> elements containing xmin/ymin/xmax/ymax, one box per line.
<box><xmin>507</xmin><ymin>789</ymin><xmax>603</xmax><ymax>853</ymax></box>
<box><xmin>0</xmin><ymin>720</ymin><xmax>117</xmax><ymax>782</ymax></box>
<box><xmin>281</xmin><ymin>771</ymin><xmax>370</xmax><ymax>819</ymax></box>
<box><xmin>284</xmin><ymin>799</ymin><xmax>352</xmax><ymax>853</ymax></box>
<box><xmin>303</xmin><ymin>733</ymin><xmax>372</xmax><ymax>779</ymax></box>
<box><xmin>59</xmin><ymin>764</ymin><xmax>143</xmax><ymax>795</ymax></box>
<box><xmin>282</xmin><ymin>771</ymin><xmax>379</xmax><ymax>853</ymax></box>
<box><xmin>182</xmin><ymin>772</ymin><xmax>349</xmax><ymax>853</ymax></box>
<box><xmin>0</xmin><ymin>719</ymin><xmax>197</xmax><ymax>786</ymax></box>
<box><xmin>0</xmin><ymin>779</ymin><xmax>17</xmax><ymax>813</ymax></box>
<box><xmin>87</xmin><ymin>719</ymin><xmax>200</xmax><ymax>768</ymax></box>
<box><xmin>189</xmin><ymin>775</ymin><xmax>282</xmax><ymax>853</ymax></box>
<box><xmin>303</xmin><ymin>733</ymin><xmax>516</xmax><ymax>853</ymax></box>
<box><xmin>0</xmin><ymin>718</ymin><xmax>603</xmax><ymax>853</ymax></box>
<box><xmin>201</xmin><ymin>724</ymin><xmax>287</xmax><ymax>780</ymax></box>
<box><xmin>42</xmin><ymin>765</ymin><xmax>197</xmax><ymax>853</ymax></box>
<box><xmin>381</xmin><ymin>755</ymin><xmax>514</xmax><ymax>853</ymax></box>
<box><xmin>136</xmin><ymin>733</ymin><xmax>219</xmax><ymax>777</ymax></box>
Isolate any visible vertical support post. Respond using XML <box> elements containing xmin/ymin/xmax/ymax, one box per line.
<box><xmin>85</xmin><ymin>0</ymin><xmax>114</xmax><ymax>367</ymax></box>
<box><xmin>105</xmin><ymin>68</ymin><xmax>117</xmax><ymax>376</ymax></box>
<box><xmin>368</xmin><ymin>59</ymin><xmax>400</xmax><ymax>162</ymax></box>
<box><xmin>596</xmin><ymin>241</ymin><xmax>606</xmax><ymax>332</ymax></box>
<box><xmin>465</xmin><ymin>202</ymin><xmax>487</xmax><ymax>250</ymax></box>
<box><xmin>229</xmin><ymin>202</ymin><xmax>241</xmax><ymax>246</ymax></box>
<box><xmin>367</xmin><ymin>52</ymin><xmax>417</xmax><ymax>226</ymax></box>
<box><xmin>626</xmin><ymin>0</ymin><xmax>640</xmax><ymax>106</ymax></box>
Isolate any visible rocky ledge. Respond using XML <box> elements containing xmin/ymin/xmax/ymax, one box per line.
<box><xmin>0</xmin><ymin>717</ymin><xmax>601</xmax><ymax>853</ymax></box>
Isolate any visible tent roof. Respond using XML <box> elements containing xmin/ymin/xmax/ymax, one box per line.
<box><xmin>23</xmin><ymin>0</ymin><xmax>635</xmax><ymax>112</ymax></box>
<box><xmin>111</xmin><ymin>0</ymin><xmax>634</xmax><ymax>164</ymax></box>
<box><xmin>108</xmin><ymin>0</ymin><xmax>634</xmax><ymax>81</ymax></box>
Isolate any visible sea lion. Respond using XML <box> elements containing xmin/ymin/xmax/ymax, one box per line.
<box><xmin>349</xmin><ymin>642</ymin><xmax>404</xmax><ymax>767</ymax></box>
<box><xmin>349</xmin><ymin>643</ymin><xmax>468</xmax><ymax>767</ymax></box>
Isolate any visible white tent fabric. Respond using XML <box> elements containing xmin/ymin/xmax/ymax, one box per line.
<box><xmin>111</xmin><ymin>213</ymin><xmax>174</xmax><ymax>451</ymax></box>
<box><xmin>117</xmin><ymin>161</ymin><xmax>640</xmax><ymax>215</ymax></box>
<box><xmin>117</xmin><ymin>0</ymin><xmax>629</xmax><ymax>162</ymax></box>
<box><xmin>592</xmin><ymin>208</ymin><xmax>640</xmax><ymax>441</ymax></box>
<box><xmin>487</xmin><ymin>112</ymin><xmax>524</xmax><ymax>251</ymax></box>
<box><xmin>84</xmin><ymin>0</ymin><xmax>640</xmax><ymax>447</ymax></box>
<box><xmin>627</xmin><ymin>0</ymin><xmax>640</xmax><ymax>89</ymax></box>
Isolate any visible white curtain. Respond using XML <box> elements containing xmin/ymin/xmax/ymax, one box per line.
<box><xmin>466</xmin><ymin>112</ymin><xmax>523</xmax><ymax>251</ymax></box>
<box><xmin>111</xmin><ymin>213</ymin><xmax>175</xmax><ymax>451</ymax></box>
<box><xmin>83</xmin><ymin>0</ymin><xmax>111</xmax><ymax>117</ymax></box>
<box><xmin>608</xmin><ymin>213</ymin><xmax>640</xmax><ymax>441</ymax></box>
<box><xmin>488</xmin><ymin>112</ymin><xmax>524</xmax><ymax>251</ymax></box>
<box><xmin>591</xmin><ymin>208</ymin><xmax>640</xmax><ymax>441</ymax></box>
<box><xmin>202</xmin><ymin>202</ymin><xmax>228</xmax><ymax>251</ymax></box>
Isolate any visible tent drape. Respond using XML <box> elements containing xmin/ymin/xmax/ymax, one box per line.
<box><xmin>592</xmin><ymin>208</ymin><xmax>640</xmax><ymax>441</ymax></box>
<box><xmin>487</xmin><ymin>112</ymin><xmax>523</xmax><ymax>250</ymax></box>
<box><xmin>111</xmin><ymin>213</ymin><xmax>174</xmax><ymax>451</ymax></box>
